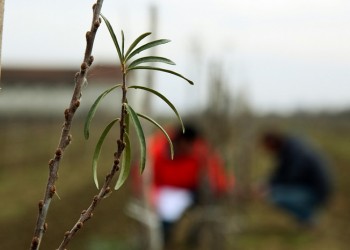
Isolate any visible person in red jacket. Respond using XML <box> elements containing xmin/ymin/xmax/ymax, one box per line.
<box><xmin>148</xmin><ymin>124</ymin><xmax>233</xmax><ymax>242</ymax></box>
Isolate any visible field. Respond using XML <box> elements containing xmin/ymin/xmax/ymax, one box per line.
<box><xmin>0</xmin><ymin>114</ymin><xmax>349</xmax><ymax>249</ymax></box>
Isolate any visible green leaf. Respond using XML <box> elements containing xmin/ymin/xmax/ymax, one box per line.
<box><xmin>128</xmin><ymin>85</ymin><xmax>185</xmax><ymax>133</ymax></box>
<box><xmin>84</xmin><ymin>84</ymin><xmax>122</xmax><ymax>139</ymax></box>
<box><xmin>100</xmin><ymin>14</ymin><xmax>123</xmax><ymax>63</ymax></box>
<box><xmin>121</xmin><ymin>30</ymin><xmax>125</xmax><ymax>57</ymax></box>
<box><xmin>115</xmin><ymin>112</ymin><xmax>130</xmax><ymax>190</ymax></box>
<box><xmin>93</xmin><ymin>118</ymin><xmax>119</xmax><ymax>189</ymax></box>
<box><xmin>128</xmin><ymin>56</ymin><xmax>175</xmax><ymax>69</ymax></box>
<box><xmin>125</xmin><ymin>39</ymin><xmax>171</xmax><ymax>62</ymax></box>
<box><xmin>115</xmin><ymin>131</ymin><xmax>131</xmax><ymax>190</ymax></box>
<box><xmin>127</xmin><ymin>66</ymin><xmax>193</xmax><ymax>85</ymax></box>
<box><xmin>124</xmin><ymin>32</ymin><xmax>152</xmax><ymax>61</ymax></box>
<box><xmin>137</xmin><ymin>113</ymin><xmax>174</xmax><ymax>159</ymax></box>
<box><xmin>125</xmin><ymin>103</ymin><xmax>147</xmax><ymax>173</ymax></box>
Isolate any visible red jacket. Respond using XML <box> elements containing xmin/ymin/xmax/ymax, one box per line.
<box><xmin>149</xmin><ymin>130</ymin><xmax>233</xmax><ymax>196</ymax></box>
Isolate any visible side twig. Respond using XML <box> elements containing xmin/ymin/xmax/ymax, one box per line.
<box><xmin>57</xmin><ymin>61</ymin><xmax>128</xmax><ymax>250</ymax></box>
<box><xmin>30</xmin><ymin>1</ymin><xmax>104</xmax><ymax>249</ymax></box>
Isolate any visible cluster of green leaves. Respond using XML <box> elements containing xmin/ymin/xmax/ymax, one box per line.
<box><xmin>84</xmin><ymin>14</ymin><xmax>193</xmax><ymax>190</ymax></box>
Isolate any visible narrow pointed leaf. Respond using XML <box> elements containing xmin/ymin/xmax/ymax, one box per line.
<box><xmin>100</xmin><ymin>14</ymin><xmax>123</xmax><ymax>63</ymax></box>
<box><xmin>125</xmin><ymin>103</ymin><xmax>146</xmax><ymax>173</ymax></box>
<box><xmin>127</xmin><ymin>66</ymin><xmax>193</xmax><ymax>85</ymax></box>
<box><xmin>93</xmin><ymin>118</ymin><xmax>119</xmax><ymax>189</ymax></box>
<box><xmin>84</xmin><ymin>84</ymin><xmax>122</xmax><ymax>139</ymax></box>
<box><xmin>137</xmin><ymin>113</ymin><xmax>174</xmax><ymax>159</ymax></box>
<box><xmin>128</xmin><ymin>85</ymin><xmax>185</xmax><ymax>133</ymax></box>
<box><xmin>115</xmin><ymin>132</ymin><xmax>131</xmax><ymax>190</ymax></box>
<box><xmin>128</xmin><ymin>56</ymin><xmax>175</xmax><ymax>69</ymax></box>
<box><xmin>115</xmin><ymin>112</ymin><xmax>130</xmax><ymax>190</ymax></box>
<box><xmin>121</xmin><ymin>30</ymin><xmax>125</xmax><ymax>57</ymax></box>
<box><xmin>124</xmin><ymin>32</ymin><xmax>152</xmax><ymax>61</ymax></box>
<box><xmin>125</xmin><ymin>39</ymin><xmax>171</xmax><ymax>62</ymax></box>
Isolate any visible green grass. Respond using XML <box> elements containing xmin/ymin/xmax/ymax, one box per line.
<box><xmin>0</xmin><ymin>116</ymin><xmax>349</xmax><ymax>249</ymax></box>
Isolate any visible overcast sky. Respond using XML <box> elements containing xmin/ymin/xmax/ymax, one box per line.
<box><xmin>2</xmin><ymin>0</ymin><xmax>350</xmax><ymax>114</ymax></box>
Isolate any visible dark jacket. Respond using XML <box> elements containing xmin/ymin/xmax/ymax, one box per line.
<box><xmin>269</xmin><ymin>136</ymin><xmax>332</xmax><ymax>203</ymax></box>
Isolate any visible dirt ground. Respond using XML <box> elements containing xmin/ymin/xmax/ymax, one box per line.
<box><xmin>0</xmin><ymin>115</ymin><xmax>349</xmax><ymax>249</ymax></box>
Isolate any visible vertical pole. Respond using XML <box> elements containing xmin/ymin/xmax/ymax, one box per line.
<box><xmin>143</xmin><ymin>4</ymin><xmax>157</xmax><ymax>115</ymax></box>
<box><xmin>141</xmin><ymin>4</ymin><xmax>163</xmax><ymax>250</ymax></box>
<box><xmin>0</xmin><ymin>0</ymin><xmax>5</xmax><ymax>82</ymax></box>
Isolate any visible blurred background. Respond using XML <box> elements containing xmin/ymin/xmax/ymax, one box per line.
<box><xmin>0</xmin><ymin>0</ymin><xmax>349</xmax><ymax>249</ymax></box>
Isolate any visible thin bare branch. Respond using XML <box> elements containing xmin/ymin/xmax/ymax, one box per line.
<box><xmin>30</xmin><ymin>1</ymin><xmax>104</xmax><ymax>249</ymax></box>
<box><xmin>57</xmin><ymin>56</ymin><xmax>129</xmax><ymax>250</ymax></box>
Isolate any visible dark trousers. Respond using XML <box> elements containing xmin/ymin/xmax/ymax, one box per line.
<box><xmin>269</xmin><ymin>185</ymin><xmax>322</xmax><ymax>223</ymax></box>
